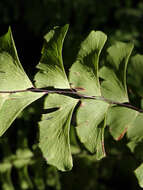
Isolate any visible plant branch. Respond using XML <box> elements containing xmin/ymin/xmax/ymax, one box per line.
<box><xmin>0</xmin><ymin>87</ymin><xmax>143</xmax><ymax>113</ymax></box>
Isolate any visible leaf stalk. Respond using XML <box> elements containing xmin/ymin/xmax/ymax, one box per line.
<box><xmin>0</xmin><ymin>87</ymin><xmax>143</xmax><ymax>113</ymax></box>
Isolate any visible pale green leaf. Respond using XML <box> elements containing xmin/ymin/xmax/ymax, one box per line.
<box><xmin>99</xmin><ymin>42</ymin><xmax>136</xmax><ymax>142</ymax></box>
<box><xmin>0</xmin><ymin>92</ymin><xmax>43</xmax><ymax>136</ymax></box>
<box><xmin>35</xmin><ymin>25</ymin><xmax>78</xmax><ymax>171</ymax></box>
<box><xmin>127</xmin><ymin>113</ymin><xmax>143</xmax><ymax>152</ymax></box>
<box><xmin>70</xmin><ymin>31</ymin><xmax>107</xmax><ymax>96</ymax></box>
<box><xmin>34</xmin><ymin>24</ymin><xmax>69</xmax><ymax>88</ymax></box>
<box><xmin>107</xmin><ymin>106</ymin><xmax>137</xmax><ymax>140</ymax></box>
<box><xmin>100</xmin><ymin>42</ymin><xmax>134</xmax><ymax>102</ymax></box>
<box><xmin>76</xmin><ymin>100</ymin><xmax>108</xmax><ymax>158</ymax></box>
<box><xmin>70</xmin><ymin>31</ymin><xmax>109</xmax><ymax>159</ymax></box>
<box><xmin>0</xmin><ymin>27</ymin><xmax>32</xmax><ymax>90</ymax></box>
<box><xmin>128</xmin><ymin>54</ymin><xmax>143</xmax><ymax>97</ymax></box>
<box><xmin>39</xmin><ymin>94</ymin><xmax>77</xmax><ymax>171</ymax></box>
<box><xmin>0</xmin><ymin>28</ymin><xmax>44</xmax><ymax>136</ymax></box>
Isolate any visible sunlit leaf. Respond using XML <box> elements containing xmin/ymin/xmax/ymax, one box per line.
<box><xmin>127</xmin><ymin>113</ymin><xmax>143</xmax><ymax>151</ymax></box>
<box><xmin>99</xmin><ymin>42</ymin><xmax>135</xmax><ymax>141</ymax></box>
<box><xmin>0</xmin><ymin>27</ymin><xmax>44</xmax><ymax>136</ymax></box>
<box><xmin>39</xmin><ymin>94</ymin><xmax>77</xmax><ymax>171</ymax></box>
<box><xmin>0</xmin><ymin>27</ymin><xmax>32</xmax><ymax>91</ymax></box>
<box><xmin>35</xmin><ymin>25</ymin><xmax>78</xmax><ymax>171</ymax></box>
<box><xmin>0</xmin><ymin>92</ymin><xmax>44</xmax><ymax>136</ymax></box>
<box><xmin>100</xmin><ymin>42</ymin><xmax>133</xmax><ymax>102</ymax></box>
<box><xmin>70</xmin><ymin>30</ymin><xmax>109</xmax><ymax>159</ymax></box>
<box><xmin>70</xmin><ymin>31</ymin><xmax>107</xmax><ymax>96</ymax></box>
<box><xmin>107</xmin><ymin>106</ymin><xmax>137</xmax><ymax>140</ymax></box>
<box><xmin>128</xmin><ymin>54</ymin><xmax>143</xmax><ymax>97</ymax></box>
<box><xmin>35</xmin><ymin>24</ymin><xmax>69</xmax><ymax>88</ymax></box>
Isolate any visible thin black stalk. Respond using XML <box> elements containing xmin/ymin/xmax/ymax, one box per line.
<box><xmin>0</xmin><ymin>87</ymin><xmax>143</xmax><ymax>113</ymax></box>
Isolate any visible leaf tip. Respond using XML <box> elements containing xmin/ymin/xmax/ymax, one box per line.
<box><xmin>8</xmin><ymin>26</ymin><xmax>12</xmax><ymax>33</ymax></box>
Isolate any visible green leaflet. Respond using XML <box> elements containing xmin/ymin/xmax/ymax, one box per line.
<box><xmin>70</xmin><ymin>30</ymin><xmax>109</xmax><ymax>159</ymax></box>
<box><xmin>39</xmin><ymin>94</ymin><xmax>77</xmax><ymax>171</ymax></box>
<box><xmin>70</xmin><ymin>34</ymin><xmax>135</xmax><ymax>159</ymax></box>
<box><xmin>0</xmin><ymin>92</ymin><xmax>44</xmax><ymax>136</ymax></box>
<box><xmin>124</xmin><ymin>113</ymin><xmax>143</xmax><ymax>187</ymax></box>
<box><xmin>35</xmin><ymin>25</ymin><xmax>78</xmax><ymax>171</ymax></box>
<box><xmin>105</xmin><ymin>58</ymin><xmax>143</xmax><ymax>188</ymax></box>
<box><xmin>75</xmin><ymin>99</ymin><xmax>108</xmax><ymax>159</ymax></box>
<box><xmin>127</xmin><ymin>113</ymin><xmax>143</xmax><ymax>150</ymax></box>
<box><xmin>100</xmin><ymin>44</ymin><xmax>143</xmax><ymax>189</ymax></box>
<box><xmin>100</xmin><ymin>42</ymin><xmax>135</xmax><ymax>141</ymax></box>
<box><xmin>70</xmin><ymin>31</ymin><xmax>107</xmax><ymax>96</ymax></box>
<box><xmin>35</xmin><ymin>24</ymin><xmax>69</xmax><ymax>89</ymax></box>
<box><xmin>0</xmin><ymin>28</ymin><xmax>44</xmax><ymax>136</ymax></box>
<box><xmin>135</xmin><ymin>163</ymin><xmax>143</xmax><ymax>188</ymax></box>
<box><xmin>128</xmin><ymin>54</ymin><xmax>143</xmax><ymax>97</ymax></box>
<box><xmin>1</xmin><ymin>24</ymin><xmax>143</xmax><ymax>188</ymax></box>
<box><xmin>0</xmin><ymin>27</ymin><xmax>32</xmax><ymax>90</ymax></box>
<box><xmin>100</xmin><ymin>42</ymin><xmax>134</xmax><ymax>103</ymax></box>
<box><xmin>107</xmin><ymin>106</ymin><xmax>138</xmax><ymax>140</ymax></box>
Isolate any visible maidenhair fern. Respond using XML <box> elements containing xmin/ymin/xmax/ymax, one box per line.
<box><xmin>0</xmin><ymin>25</ymin><xmax>143</xmax><ymax>187</ymax></box>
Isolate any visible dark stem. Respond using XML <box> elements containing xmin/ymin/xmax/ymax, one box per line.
<box><xmin>0</xmin><ymin>87</ymin><xmax>143</xmax><ymax>113</ymax></box>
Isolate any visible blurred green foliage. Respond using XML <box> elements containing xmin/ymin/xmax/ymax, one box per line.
<box><xmin>0</xmin><ymin>0</ymin><xmax>143</xmax><ymax>189</ymax></box>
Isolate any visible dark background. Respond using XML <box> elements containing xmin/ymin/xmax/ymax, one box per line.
<box><xmin>0</xmin><ymin>0</ymin><xmax>143</xmax><ymax>189</ymax></box>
